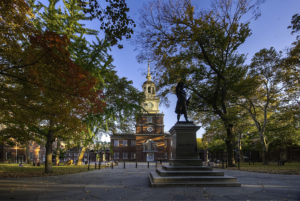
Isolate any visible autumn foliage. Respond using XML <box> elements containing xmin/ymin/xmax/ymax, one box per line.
<box><xmin>27</xmin><ymin>31</ymin><xmax>105</xmax><ymax>116</ymax></box>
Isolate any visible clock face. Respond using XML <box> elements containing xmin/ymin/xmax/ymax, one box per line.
<box><xmin>144</xmin><ymin>102</ymin><xmax>153</xmax><ymax>109</ymax></box>
<box><xmin>147</xmin><ymin>127</ymin><xmax>153</xmax><ymax>132</ymax></box>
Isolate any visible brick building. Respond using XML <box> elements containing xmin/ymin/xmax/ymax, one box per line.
<box><xmin>110</xmin><ymin>64</ymin><xmax>172</xmax><ymax>162</ymax></box>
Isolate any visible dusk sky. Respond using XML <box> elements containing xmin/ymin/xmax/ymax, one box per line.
<box><xmin>98</xmin><ymin>0</ymin><xmax>300</xmax><ymax>140</ymax></box>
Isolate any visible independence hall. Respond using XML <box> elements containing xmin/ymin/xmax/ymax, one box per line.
<box><xmin>110</xmin><ymin>65</ymin><xmax>172</xmax><ymax>162</ymax></box>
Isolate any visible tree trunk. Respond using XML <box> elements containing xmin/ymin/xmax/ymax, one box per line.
<box><xmin>238</xmin><ymin>133</ymin><xmax>242</xmax><ymax>162</ymax></box>
<box><xmin>55</xmin><ymin>140</ymin><xmax>60</xmax><ymax>166</ymax></box>
<box><xmin>45</xmin><ymin>130</ymin><xmax>54</xmax><ymax>173</ymax></box>
<box><xmin>25</xmin><ymin>142</ymin><xmax>31</xmax><ymax>164</ymax></box>
<box><xmin>259</xmin><ymin>131</ymin><xmax>269</xmax><ymax>165</ymax></box>
<box><xmin>225</xmin><ymin>124</ymin><xmax>235</xmax><ymax>167</ymax></box>
<box><xmin>77</xmin><ymin>147</ymin><xmax>86</xmax><ymax>165</ymax></box>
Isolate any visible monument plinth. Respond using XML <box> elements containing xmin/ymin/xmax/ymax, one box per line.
<box><xmin>149</xmin><ymin>121</ymin><xmax>241</xmax><ymax>187</ymax></box>
<box><xmin>170</xmin><ymin>121</ymin><xmax>200</xmax><ymax>160</ymax></box>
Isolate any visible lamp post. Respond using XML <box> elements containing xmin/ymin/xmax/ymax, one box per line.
<box><xmin>15</xmin><ymin>143</ymin><xmax>18</xmax><ymax>164</ymax></box>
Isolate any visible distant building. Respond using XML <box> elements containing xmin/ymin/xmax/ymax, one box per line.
<box><xmin>0</xmin><ymin>140</ymin><xmax>46</xmax><ymax>164</ymax></box>
<box><xmin>110</xmin><ymin>64</ymin><xmax>172</xmax><ymax>162</ymax></box>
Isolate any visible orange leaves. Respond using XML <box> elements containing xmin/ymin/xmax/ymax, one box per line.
<box><xmin>31</xmin><ymin>31</ymin><xmax>69</xmax><ymax>49</ymax></box>
<box><xmin>24</xmin><ymin>31</ymin><xmax>106</xmax><ymax>119</ymax></box>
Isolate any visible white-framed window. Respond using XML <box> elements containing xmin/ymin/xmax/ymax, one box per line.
<box><xmin>114</xmin><ymin>140</ymin><xmax>119</xmax><ymax>147</ymax></box>
<box><xmin>131</xmin><ymin>140</ymin><xmax>136</xmax><ymax>146</ymax></box>
<box><xmin>114</xmin><ymin>152</ymin><xmax>119</xmax><ymax>159</ymax></box>
<box><xmin>131</xmin><ymin>152</ymin><xmax>136</xmax><ymax>159</ymax></box>
<box><xmin>123</xmin><ymin>140</ymin><xmax>128</xmax><ymax>147</ymax></box>
<box><xmin>147</xmin><ymin>116</ymin><xmax>152</xmax><ymax>123</ymax></box>
<box><xmin>123</xmin><ymin>152</ymin><xmax>128</xmax><ymax>159</ymax></box>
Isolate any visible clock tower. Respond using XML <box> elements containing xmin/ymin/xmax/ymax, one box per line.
<box><xmin>134</xmin><ymin>63</ymin><xmax>169</xmax><ymax>162</ymax></box>
<box><xmin>141</xmin><ymin>63</ymin><xmax>160</xmax><ymax>114</ymax></box>
<box><xmin>136</xmin><ymin>63</ymin><xmax>164</xmax><ymax>135</ymax></box>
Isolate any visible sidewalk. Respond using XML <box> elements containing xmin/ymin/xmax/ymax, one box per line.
<box><xmin>0</xmin><ymin>163</ymin><xmax>300</xmax><ymax>200</ymax></box>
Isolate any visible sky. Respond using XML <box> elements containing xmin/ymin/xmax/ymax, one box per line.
<box><xmin>96</xmin><ymin>0</ymin><xmax>300</xmax><ymax>141</ymax></box>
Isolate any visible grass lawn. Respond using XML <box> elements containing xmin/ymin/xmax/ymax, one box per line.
<box><xmin>221</xmin><ymin>162</ymin><xmax>300</xmax><ymax>175</ymax></box>
<box><xmin>0</xmin><ymin>163</ymin><xmax>101</xmax><ymax>178</ymax></box>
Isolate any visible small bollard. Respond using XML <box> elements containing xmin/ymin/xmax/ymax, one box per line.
<box><xmin>95</xmin><ymin>162</ymin><xmax>97</xmax><ymax>169</ymax></box>
<box><xmin>111</xmin><ymin>162</ymin><xmax>114</xmax><ymax>169</ymax></box>
<box><xmin>123</xmin><ymin>161</ymin><xmax>126</xmax><ymax>169</ymax></box>
<box><xmin>147</xmin><ymin>161</ymin><xmax>149</xmax><ymax>168</ymax></box>
<box><xmin>135</xmin><ymin>161</ymin><xmax>137</xmax><ymax>168</ymax></box>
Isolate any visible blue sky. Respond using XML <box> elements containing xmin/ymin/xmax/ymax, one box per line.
<box><xmin>101</xmin><ymin>0</ymin><xmax>300</xmax><ymax>140</ymax></box>
<box><xmin>40</xmin><ymin>0</ymin><xmax>299</xmax><ymax>140</ymax></box>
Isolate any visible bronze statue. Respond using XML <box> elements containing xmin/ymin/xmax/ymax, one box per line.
<box><xmin>175</xmin><ymin>81</ymin><xmax>189</xmax><ymax>122</ymax></box>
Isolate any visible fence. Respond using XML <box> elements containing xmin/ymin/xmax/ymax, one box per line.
<box><xmin>87</xmin><ymin>161</ymin><xmax>169</xmax><ymax>170</ymax></box>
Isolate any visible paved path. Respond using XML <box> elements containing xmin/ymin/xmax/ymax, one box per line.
<box><xmin>0</xmin><ymin>163</ymin><xmax>300</xmax><ymax>200</ymax></box>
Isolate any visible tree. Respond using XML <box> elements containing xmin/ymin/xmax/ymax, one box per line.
<box><xmin>0</xmin><ymin>0</ymin><xmax>38</xmax><ymax>144</ymax></box>
<box><xmin>79</xmin><ymin>0</ymin><xmax>135</xmax><ymax>47</ymax></box>
<box><xmin>282</xmin><ymin>14</ymin><xmax>300</xmax><ymax>107</ymax></box>
<box><xmin>3</xmin><ymin>31</ymin><xmax>105</xmax><ymax>173</ymax></box>
<box><xmin>240</xmin><ymin>47</ymin><xmax>282</xmax><ymax>164</ymax></box>
<box><xmin>30</xmin><ymin>0</ymin><xmax>143</xmax><ymax>169</ymax></box>
<box><xmin>1</xmin><ymin>0</ymin><xmax>143</xmax><ymax>172</ymax></box>
<box><xmin>137</xmin><ymin>0</ymin><xmax>262</xmax><ymax>166</ymax></box>
<box><xmin>267</xmin><ymin>105</ymin><xmax>300</xmax><ymax>162</ymax></box>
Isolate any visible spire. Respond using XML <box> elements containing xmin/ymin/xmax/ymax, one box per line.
<box><xmin>146</xmin><ymin>61</ymin><xmax>152</xmax><ymax>81</ymax></box>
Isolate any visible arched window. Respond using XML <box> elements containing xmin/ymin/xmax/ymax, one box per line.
<box><xmin>148</xmin><ymin>86</ymin><xmax>151</xmax><ymax>93</ymax></box>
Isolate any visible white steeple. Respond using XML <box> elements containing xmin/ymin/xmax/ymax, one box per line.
<box><xmin>146</xmin><ymin>61</ymin><xmax>152</xmax><ymax>81</ymax></box>
<box><xmin>142</xmin><ymin>62</ymin><xmax>160</xmax><ymax>113</ymax></box>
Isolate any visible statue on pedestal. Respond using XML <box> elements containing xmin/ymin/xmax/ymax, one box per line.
<box><xmin>175</xmin><ymin>81</ymin><xmax>189</xmax><ymax>122</ymax></box>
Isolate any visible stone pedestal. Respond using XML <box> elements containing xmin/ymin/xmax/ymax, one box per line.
<box><xmin>170</xmin><ymin>122</ymin><xmax>200</xmax><ymax>160</ymax></box>
<box><xmin>149</xmin><ymin>122</ymin><xmax>241</xmax><ymax>187</ymax></box>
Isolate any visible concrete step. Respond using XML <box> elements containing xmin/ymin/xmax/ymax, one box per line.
<box><xmin>162</xmin><ymin>165</ymin><xmax>213</xmax><ymax>171</ymax></box>
<box><xmin>149</xmin><ymin>171</ymin><xmax>241</xmax><ymax>187</ymax></box>
<box><xmin>169</xmin><ymin>159</ymin><xmax>202</xmax><ymax>166</ymax></box>
<box><xmin>157</xmin><ymin>168</ymin><xmax>224</xmax><ymax>176</ymax></box>
<box><xmin>149</xmin><ymin>177</ymin><xmax>241</xmax><ymax>187</ymax></box>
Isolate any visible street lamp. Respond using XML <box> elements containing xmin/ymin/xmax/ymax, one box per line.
<box><xmin>15</xmin><ymin>143</ymin><xmax>18</xmax><ymax>164</ymax></box>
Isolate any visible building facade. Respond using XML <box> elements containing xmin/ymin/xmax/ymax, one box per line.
<box><xmin>110</xmin><ymin>64</ymin><xmax>172</xmax><ymax>162</ymax></box>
